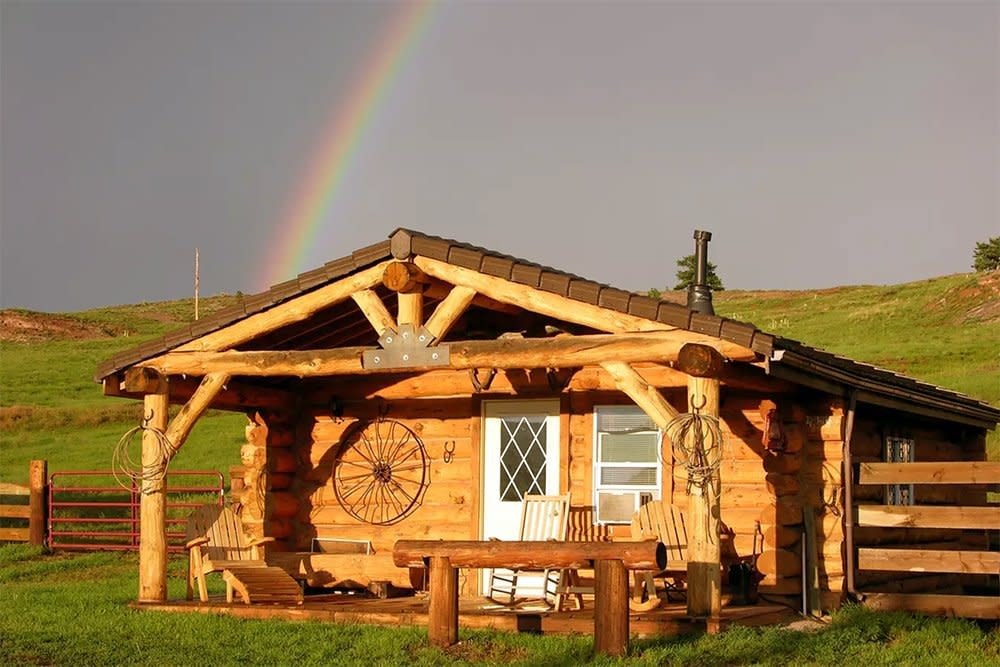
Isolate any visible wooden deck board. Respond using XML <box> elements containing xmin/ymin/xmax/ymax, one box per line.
<box><xmin>132</xmin><ymin>595</ymin><xmax>795</xmax><ymax>638</ymax></box>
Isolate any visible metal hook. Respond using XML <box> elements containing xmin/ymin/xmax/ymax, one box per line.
<box><xmin>443</xmin><ymin>441</ymin><xmax>456</xmax><ymax>464</ymax></box>
<box><xmin>142</xmin><ymin>409</ymin><xmax>154</xmax><ymax>426</ymax></box>
<box><xmin>690</xmin><ymin>394</ymin><xmax>707</xmax><ymax>413</ymax></box>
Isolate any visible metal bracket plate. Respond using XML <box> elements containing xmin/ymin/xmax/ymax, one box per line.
<box><xmin>362</xmin><ymin>324</ymin><xmax>450</xmax><ymax>370</ymax></box>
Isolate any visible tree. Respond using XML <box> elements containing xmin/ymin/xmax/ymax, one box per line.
<box><xmin>973</xmin><ymin>237</ymin><xmax>1000</xmax><ymax>272</ymax></box>
<box><xmin>673</xmin><ymin>254</ymin><xmax>724</xmax><ymax>291</ymax></box>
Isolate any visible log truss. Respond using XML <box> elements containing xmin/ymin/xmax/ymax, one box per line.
<box><xmin>121</xmin><ymin>258</ymin><xmax>756</xmax><ymax>607</ymax></box>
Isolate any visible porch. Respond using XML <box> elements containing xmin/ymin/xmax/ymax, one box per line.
<box><xmin>132</xmin><ymin>593</ymin><xmax>796</xmax><ymax>639</ymax></box>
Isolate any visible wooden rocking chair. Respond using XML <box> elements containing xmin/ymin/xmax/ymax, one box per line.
<box><xmin>185</xmin><ymin>503</ymin><xmax>303</xmax><ymax>605</ymax></box>
<box><xmin>486</xmin><ymin>494</ymin><xmax>581</xmax><ymax>610</ymax></box>
<box><xmin>629</xmin><ymin>500</ymin><xmax>689</xmax><ymax>611</ymax></box>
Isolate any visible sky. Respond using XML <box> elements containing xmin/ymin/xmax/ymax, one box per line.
<box><xmin>1</xmin><ymin>1</ymin><xmax>997</xmax><ymax>313</ymax></box>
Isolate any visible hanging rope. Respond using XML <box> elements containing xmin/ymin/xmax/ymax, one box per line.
<box><xmin>664</xmin><ymin>409</ymin><xmax>725</xmax><ymax>495</ymax></box>
<box><xmin>112</xmin><ymin>412</ymin><xmax>175</xmax><ymax>494</ymax></box>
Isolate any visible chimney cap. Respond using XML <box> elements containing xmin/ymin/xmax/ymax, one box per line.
<box><xmin>693</xmin><ymin>229</ymin><xmax>712</xmax><ymax>241</ymax></box>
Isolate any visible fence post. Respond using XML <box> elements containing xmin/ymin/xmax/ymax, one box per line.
<box><xmin>29</xmin><ymin>460</ymin><xmax>47</xmax><ymax>547</ymax></box>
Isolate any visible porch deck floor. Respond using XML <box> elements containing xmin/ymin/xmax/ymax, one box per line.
<box><xmin>133</xmin><ymin>594</ymin><xmax>797</xmax><ymax>638</ymax></box>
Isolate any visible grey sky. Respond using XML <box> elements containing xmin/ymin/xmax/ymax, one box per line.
<box><xmin>2</xmin><ymin>1</ymin><xmax>997</xmax><ymax>312</ymax></box>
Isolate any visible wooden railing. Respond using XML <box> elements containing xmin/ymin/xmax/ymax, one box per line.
<box><xmin>853</xmin><ymin>461</ymin><xmax>1000</xmax><ymax>619</ymax></box>
<box><xmin>0</xmin><ymin>460</ymin><xmax>47</xmax><ymax>545</ymax></box>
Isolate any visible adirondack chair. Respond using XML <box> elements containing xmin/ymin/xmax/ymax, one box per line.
<box><xmin>487</xmin><ymin>494</ymin><xmax>581</xmax><ymax>610</ymax></box>
<box><xmin>185</xmin><ymin>503</ymin><xmax>303</xmax><ymax>605</ymax></box>
<box><xmin>629</xmin><ymin>500</ymin><xmax>689</xmax><ymax>610</ymax></box>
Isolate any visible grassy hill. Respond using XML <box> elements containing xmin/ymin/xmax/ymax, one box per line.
<box><xmin>1</xmin><ymin>272</ymin><xmax>997</xmax><ymax>483</ymax></box>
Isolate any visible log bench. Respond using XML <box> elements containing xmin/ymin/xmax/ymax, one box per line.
<box><xmin>393</xmin><ymin>539</ymin><xmax>666</xmax><ymax>656</ymax></box>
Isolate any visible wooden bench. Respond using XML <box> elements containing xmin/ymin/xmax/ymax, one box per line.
<box><xmin>394</xmin><ymin>539</ymin><xmax>665</xmax><ymax>657</ymax></box>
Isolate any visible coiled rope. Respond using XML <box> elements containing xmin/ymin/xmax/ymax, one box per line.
<box><xmin>665</xmin><ymin>410</ymin><xmax>725</xmax><ymax>495</ymax></box>
<box><xmin>112</xmin><ymin>415</ymin><xmax>175</xmax><ymax>494</ymax></box>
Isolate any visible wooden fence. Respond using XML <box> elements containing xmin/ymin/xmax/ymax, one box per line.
<box><xmin>853</xmin><ymin>461</ymin><xmax>1000</xmax><ymax>619</ymax></box>
<box><xmin>0</xmin><ymin>460</ymin><xmax>47</xmax><ymax>545</ymax></box>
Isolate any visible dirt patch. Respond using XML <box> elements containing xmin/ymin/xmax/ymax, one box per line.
<box><xmin>438</xmin><ymin>640</ymin><xmax>528</xmax><ymax>663</ymax></box>
<box><xmin>0</xmin><ymin>310</ymin><xmax>113</xmax><ymax>343</ymax></box>
<box><xmin>964</xmin><ymin>271</ymin><xmax>1000</xmax><ymax>323</ymax></box>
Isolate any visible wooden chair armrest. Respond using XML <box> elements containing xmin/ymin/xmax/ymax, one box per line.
<box><xmin>246</xmin><ymin>536</ymin><xmax>276</xmax><ymax>547</ymax></box>
<box><xmin>185</xmin><ymin>536</ymin><xmax>210</xmax><ymax>549</ymax></box>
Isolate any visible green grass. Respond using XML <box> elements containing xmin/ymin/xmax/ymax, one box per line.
<box><xmin>1</xmin><ymin>544</ymin><xmax>998</xmax><ymax>666</ymax></box>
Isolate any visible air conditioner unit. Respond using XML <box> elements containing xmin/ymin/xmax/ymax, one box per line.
<box><xmin>595</xmin><ymin>490</ymin><xmax>654</xmax><ymax>524</ymax></box>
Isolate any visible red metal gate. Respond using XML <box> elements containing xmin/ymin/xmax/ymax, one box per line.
<box><xmin>48</xmin><ymin>470</ymin><xmax>224</xmax><ymax>551</ymax></box>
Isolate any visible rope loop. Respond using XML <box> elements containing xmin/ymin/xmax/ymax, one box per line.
<box><xmin>112</xmin><ymin>421</ymin><xmax>175</xmax><ymax>494</ymax></box>
<box><xmin>665</xmin><ymin>411</ymin><xmax>724</xmax><ymax>495</ymax></box>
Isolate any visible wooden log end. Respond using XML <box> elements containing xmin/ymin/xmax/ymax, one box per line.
<box><xmin>383</xmin><ymin>262</ymin><xmax>427</xmax><ymax>293</ymax></box>
<box><xmin>677</xmin><ymin>343</ymin><xmax>727</xmax><ymax>378</ymax></box>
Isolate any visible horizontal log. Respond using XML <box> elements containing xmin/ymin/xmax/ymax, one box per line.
<box><xmin>392</xmin><ymin>540</ymin><xmax>666</xmax><ymax>570</ymax></box>
<box><xmin>764</xmin><ymin>474</ymin><xmax>800</xmax><ymax>497</ymax></box>
<box><xmin>757</xmin><ymin>501</ymin><xmax>804</xmax><ymax>527</ymax></box>
<box><xmin>147</xmin><ymin>331</ymin><xmax>751</xmax><ymax>377</ymax></box>
<box><xmin>858</xmin><ymin>462</ymin><xmax>1000</xmax><ymax>485</ymax></box>
<box><xmin>864</xmin><ymin>593</ymin><xmax>999</xmax><ymax>620</ymax></box>
<box><xmin>858</xmin><ymin>548</ymin><xmax>1000</xmax><ymax>575</ymax></box>
<box><xmin>755</xmin><ymin>548</ymin><xmax>802</xmax><ymax>578</ymax></box>
<box><xmin>856</xmin><ymin>505</ymin><xmax>1000</xmax><ymax>530</ymax></box>
<box><xmin>763</xmin><ymin>525</ymin><xmax>801</xmax><ymax>549</ymax></box>
<box><xmin>0</xmin><ymin>483</ymin><xmax>29</xmax><ymax>496</ymax></box>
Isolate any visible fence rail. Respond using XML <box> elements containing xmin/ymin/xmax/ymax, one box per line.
<box><xmin>0</xmin><ymin>461</ymin><xmax>46</xmax><ymax>544</ymax></box>
<box><xmin>48</xmin><ymin>469</ymin><xmax>225</xmax><ymax>552</ymax></box>
<box><xmin>853</xmin><ymin>459</ymin><xmax>999</xmax><ymax>620</ymax></box>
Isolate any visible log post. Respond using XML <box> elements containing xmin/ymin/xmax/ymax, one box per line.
<box><xmin>139</xmin><ymin>385</ymin><xmax>169</xmax><ymax>602</ymax></box>
<box><xmin>687</xmin><ymin>375</ymin><xmax>721</xmax><ymax>622</ymax></box>
<box><xmin>28</xmin><ymin>459</ymin><xmax>47</xmax><ymax>547</ymax></box>
<box><xmin>427</xmin><ymin>556</ymin><xmax>459</xmax><ymax>648</ymax></box>
<box><xmin>594</xmin><ymin>558</ymin><xmax>629</xmax><ymax>657</ymax></box>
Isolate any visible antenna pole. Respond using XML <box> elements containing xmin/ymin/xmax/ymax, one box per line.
<box><xmin>194</xmin><ymin>247</ymin><xmax>200</xmax><ymax>321</ymax></box>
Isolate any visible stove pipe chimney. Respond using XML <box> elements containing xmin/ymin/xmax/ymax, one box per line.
<box><xmin>687</xmin><ymin>229</ymin><xmax>715</xmax><ymax>315</ymax></box>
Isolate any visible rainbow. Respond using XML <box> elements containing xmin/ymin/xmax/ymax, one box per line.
<box><xmin>261</xmin><ymin>0</ymin><xmax>436</xmax><ymax>288</ymax></box>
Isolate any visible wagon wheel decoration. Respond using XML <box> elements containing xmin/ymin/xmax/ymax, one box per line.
<box><xmin>333</xmin><ymin>418</ymin><xmax>429</xmax><ymax>525</ymax></box>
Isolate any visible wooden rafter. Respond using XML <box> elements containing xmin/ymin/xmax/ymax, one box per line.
<box><xmin>163</xmin><ymin>372</ymin><xmax>231</xmax><ymax>458</ymax></box>
<box><xmin>173</xmin><ymin>261</ymin><xmax>391</xmax><ymax>352</ymax></box>
<box><xmin>352</xmin><ymin>289</ymin><xmax>397</xmax><ymax>336</ymax></box>
<box><xmin>423</xmin><ymin>285</ymin><xmax>477</xmax><ymax>342</ymax></box>
<box><xmin>397</xmin><ymin>292</ymin><xmax>423</xmax><ymax>328</ymax></box>
<box><xmin>143</xmin><ymin>331</ymin><xmax>718</xmax><ymax>377</ymax></box>
<box><xmin>599</xmin><ymin>361</ymin><xmax>680</xmax><ymax>429</ymax></box>
<box><xmin>413</xmin><ymin>256</ymin><xmax>756</xmax><ymax>360</ymax></box>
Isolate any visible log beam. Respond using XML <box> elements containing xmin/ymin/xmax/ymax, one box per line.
<box><xmin>173</xmin><ymin>260</ymin><xmax>391</xmax><ymax>352</ymax></box>
<box><xmin>123</xmin><ymin>367</ymin><xmax>168</xmax><ymax>394</ymax></box>
<box><xmin>382</xmin><ymin>261</ymin><xmax>427</xmax><ymax>293</ymax></box>
<box><xmin>413</xmin><ymin>256</ymin><xmax>757</xmax><ymax>361</ymax></box>
<box><xmin>423</xmin><ymin>285</ymin><xmax>477</xmax><ymax>342</ymax></box>
<box><xmin>351</xmin><ymin>289</ymin><xmax>397</xmax><ymax>336</ymax></box>
<box><xmin>676</xmin><ymin>343</ymin><xmax>727</xmax><ymax>378</ymax></box>
<box><xmin>163</xmin><ymin>373</ymin><xmax>231</xmax><ymax>460</ymax></box>
<box><xmin>686</xmin><ymin>376</ymin><xmax>721</xmax><ymax>620</ymax></box>
<box><xmin>139</xmin><ymin>388</ymin><xmax>169</xmax><ymax>602</ymax></box>
<box><xmin>145</xmin><ymin>331</ymin><xmax>718</xmax><ymax>377</ymax></box>
<box><xmin>397</xmin><ymin>291</ymin><xmax>423</xmax><ymax>329</ymax></box>
<box><xmin>599</xmin><ymin>361</ymin><xmax>680</xmax><ymax>429</ymax></box>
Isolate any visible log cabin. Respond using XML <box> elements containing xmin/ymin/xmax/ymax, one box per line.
<box><xmin>96</xmin><ymin>228</ymin><xmax>999</xmax><ymax>620</ymax></box>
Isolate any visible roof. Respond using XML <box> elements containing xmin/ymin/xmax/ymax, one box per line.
<box><xmin>96</xmin><ymin>228</ymin><xmax>1000</xmax><ymax>428</ymax></box>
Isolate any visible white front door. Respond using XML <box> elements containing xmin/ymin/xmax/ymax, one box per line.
<box><xmin>481</xmin><ymin>399</ymin><xmax>561</xmax><ymax>594</ymax></box>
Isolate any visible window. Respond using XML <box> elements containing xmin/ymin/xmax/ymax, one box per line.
<box><xmin>884</xmin><ymin>434</ymin><xmax>915</xmax><ymax>505</ymax></box>
<box><xmin>593</xmin><ymin>406</ymin><xmax>661</xmax><ymax>524</ymax></box>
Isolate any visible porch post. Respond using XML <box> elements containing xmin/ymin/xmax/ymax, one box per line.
<box><xmin>686</xmin><ymin>374</ymin><xmax>721</xmax><ymax>624</ymax></box>
<box><xmin>139</xmin><ymin>385</ymin><xmax>169</xmax><ymax>602</ymax></box>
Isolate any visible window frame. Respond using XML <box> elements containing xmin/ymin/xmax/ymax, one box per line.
<box><xmin>592</xmin><ymin>405</ymin><xmax>662</xmax><ymax>525</ymax></box>
<box><xmin>883</xmin><ymin>433</ymin><xmax>916</xmax><ymax>506</ymax></box>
